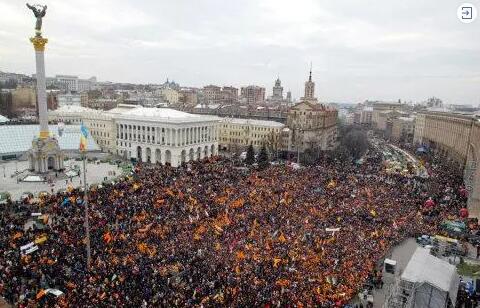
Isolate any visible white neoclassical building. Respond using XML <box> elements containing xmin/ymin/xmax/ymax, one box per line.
<box><xmin>114</xmin><ymin>107</ymin><xmax>219</xmax><ymax>167</ymax></box>
<box><xmin>49</xmin><ymin>104</ymin><xmax>140</xmax><ymax>154</ymax></box>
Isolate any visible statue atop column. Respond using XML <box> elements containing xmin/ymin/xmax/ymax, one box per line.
<box><xmin>26</xmin><ymin>3</ymin><xmax>47</xmax><ymax>36</ymax></box>
<box><xmin>26</xmin><ymin>3</ymin><xmax>64</xmax><ymax>173</ymax></box>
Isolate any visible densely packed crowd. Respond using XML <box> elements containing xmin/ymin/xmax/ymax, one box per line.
<box><xmin>0</xmin><ymin>145</ymin><xmax>468</xmax><ymax>307</ymax></box>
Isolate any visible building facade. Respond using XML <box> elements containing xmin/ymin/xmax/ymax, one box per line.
<box><xmin>203</xmin><ymin>85</ymin><xmax>223</xmax><ymax>104</ymax></box>
<box><xmin>55</xmin><ymin>75</ymin><xmax>78</xmax><ymax>92</ymax></box>
<box><xmin>413</xmin><ymin>111</ymin><xmax>480</xmax><ymax>217</ymax></box>
<box><xmin>272</xmin><ymin>78</ymin><xmax>283</xmax><ymax>101</ymax></box>
<box><xmin>286</xmin><ymin>101</ymin><xmax>338</xmax><ymax>151</ymax></box>
<box><xmin>413</xmin><ymin>111</ymin><xmax>473</xmax><ymax>165</ymax></box>
<box><xmin>178</xmin><ymin>88</ymin><xmax>199</xmax><ymax>107</ymax></box>
<box><xmin>202</xmin><ymin>85</ymin><xmax>238</xmax><ymax>105</ymax></box>
<box><xmin>48</xmin><ymin>104</ymin><xmax>137</xmax><ymax>154</ymax></box>
<box><xmin>371</xmin><ymin>101</ymin><xmax>404</xmax><ymax>129</ymax></box>
<box><xmin>78</xmin><ymin>77</ymin><xmax>97</xmax><ymax>92</ymax></box>
<box><xmin>359</xmin><ymin>107</ymin><xmax>373</xmax><ymax>125</ymax></box>
<box><xmin>240</xmin><ymin>85</ymin><xmax>265</xmax><ymax>105</ymax></box>
<box><xmin>86</xmin><ymin>98</ymin><xmax>117</xmax><ymax>110</ymax></box>
<box><xmin>284</xmin><ymin>68</ymin><xmax>337</xmax><ymax>152</ymax></box>
<box><xmin>48</xmin><ymin>105</ymin><xmax>91</xmax><ymax>124</ymax></box>
<box><xmin>115</xmin><ymin>107</ymin><xmax>219</xmax><ymax>167</ymax></box>
<box><xmin>12</xmin><ymin>86</ymin><xmax>37</xmax><ymax>111</ymax></box>
<box><xmin>49</xmin><ymin>75</ymin><xmax>96</xmax><ymax>93</ymax></box>
<box><xmin>391</xmin><ymin>117</ymin><xmax>415</xmax><ymax>142</ymax></box>
<box><xmin>57</xmin><ymin>93</ymin><xmax>88</xmax><ymax>108</ymax></box>
<box><xmin>221</xmin><ymin>86</ymin><xmax>238</xmax><ymax>104</ymax></box>
<box><xmin>218</xmin><ymin>118</ymin><xmax>284</xmax><ymax>152</ymax></box>
<box><xmin>159</xmin><ymin>87</ymin><xmax>180</xmax><ymax>104</ymax></box>
<box><xmin>467</xmin><ymin>121</ymin><xmax>480</xmax><ymax>218</ymax></box>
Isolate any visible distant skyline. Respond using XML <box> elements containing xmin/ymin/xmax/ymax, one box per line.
<box><xmin>0</xmin><ymin>0</ymin><xmax>479</xmax><ymax>105</ymax></box>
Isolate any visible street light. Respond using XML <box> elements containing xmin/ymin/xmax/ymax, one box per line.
<box><xmin>296</xmin><ymin>129</ymin><xmax>303</xmax><ymax>165</ymax></box>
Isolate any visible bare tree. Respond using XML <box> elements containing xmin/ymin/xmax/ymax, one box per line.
<box><xmin>342</xmin><ymin>129</ymin><xmax>369</xmax><ymax>159</ymax></box>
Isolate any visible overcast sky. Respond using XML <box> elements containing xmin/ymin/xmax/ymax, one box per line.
<box><xmin>0</xmin><ymin>0</ymin><xmax>479</xmax><ymax>104</ymax></box>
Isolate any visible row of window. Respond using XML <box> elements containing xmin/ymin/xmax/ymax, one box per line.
<box><xmin>91</xmin><ymin>130</ymin><xmax>110</xmax><ymax>138</ymax></box>
<box><xmin>221</xmin><ymin>124</ymin><xmax>277</xmax><ymax>132</ymax></box>
<box><xmin>97</xmin><ymin>140</ymin><xmax>111</xmax><ymax>146</ymax></box>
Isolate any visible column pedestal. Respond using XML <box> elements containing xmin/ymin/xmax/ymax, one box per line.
<box><xmin>28</xmin><ymin>136</ymin><xmax>64</xmax><ymax>173</ymax></box>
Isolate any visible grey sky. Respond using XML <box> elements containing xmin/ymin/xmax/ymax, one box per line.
<box><xmin>1</xmin><ymin>0</ymin><xmax>479</xmax><ymax>104</ymax></box>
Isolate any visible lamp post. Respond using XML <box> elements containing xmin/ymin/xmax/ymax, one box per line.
<box><xmin>296</xmin><ymin>129</ymin><xmax>303</xmax><ymax>165</ymax></box>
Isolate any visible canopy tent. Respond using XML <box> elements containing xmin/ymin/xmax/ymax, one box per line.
<box><xmin>401</xmin><ymin>247</ymin><xmax>459</xmax><ymax>307</ymax></box>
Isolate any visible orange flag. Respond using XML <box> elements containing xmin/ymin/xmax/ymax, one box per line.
<box><xmin>103</xmin><ymin>232</ymin><xmax>113</xmax><ymax>244</ymax></box>
<box><xmin>36</xmin><ymin>289</ymin><xmax>46</xmax><ymax>300</ymax></box>
<box><xmin>230</xmin><ymin>198</ymin><xmax>245</xmax><ymax>209</ymax></box>
<box><xmin>236</xmin><ymin>251</ymin><xmax>246</xmax><ymax>261</ymax></box>
<box><xmin>276</xmin><ymin>279</ymin><xmax>290</xmax><ymax>287</ymax></box>
<box><xmin>273</xmin><ymin>258</ymin><xmax>282</xmax><ymax>268</ymax></box>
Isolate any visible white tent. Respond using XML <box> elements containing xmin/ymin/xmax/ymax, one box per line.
<box><xmin>400</xmin><ymin>247</ymin><xmax>459</xmax><ymax>307</ymax></box>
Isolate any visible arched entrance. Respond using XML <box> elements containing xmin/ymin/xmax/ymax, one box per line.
<box><xmin>197</xmin><ymin>147</ymin><xmax>202</xmax><ymax>160</ymax></box>
<box><xmin>204</xmin><ymin>145</ymin><xmax>209</xmax><ymax>158</ymax></box>
<box><xmin>181</xmin><ymin>150</ymin><xmax>186</xmax><ymax>164</ymax></box>
<box><xmin>189</xmin><ymin>148</ymin><xmax>194</xmax><ymax>161</ymax></box>
<box><xmin>137</xmin><ymin>146</ymin><xmax>143</xmax><ymax>162</ymax></box>
<box><xmin>211</xmin><ymin>144</ymin><xmax>215</xmax><ymax>157</ymax></box>
<box><xmin>155</xmin><ymin>149</ymin><xmax>161</xmax><ymax>164</ymax></box>
<box><xmin>47</xmin><ymin>156</ymin><xmax>55</xmax><ymax>170</ymax></box>
<box><xmin>165</xmin><ymin>150</ymin><xmax>172</xmax><ymax>166</ymax></box>
<box><xmin>146</xmin><ymin>147</ymin><xmax>152</xmax><ymax>163</ymax></box>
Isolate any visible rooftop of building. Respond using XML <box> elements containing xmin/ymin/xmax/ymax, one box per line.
<box><xmin>194</xmin><ymin>103</ymin><xmax>221</xmax><ymax>109</ymax></box>
<box><xmin>0</xmin><ymin>124</ymin><xmax>99</xmax><ymax>155</ymax></box>
<box><xmin>220</xmin><ymin>117</ymin><xmax>284</xmax><ymax>128</ymax></box>
<box><xmin>114</xmin><ymin>106</ymin><xmax>218</xmax><ymax>123</ymax></box>
<box><xmin>291</xmin><ymin>101</ymin><xmax>337</xmax><ymax>112</ymax></box>
<box><xmin>368</xmin><ymin>100</ymin><xmax>404</xmax><ymax>105</ymax></box>
<box><xmin>103</xmin><ymin>104</ymin><xmax>136</xmax><ymax>112</ymax></box>
<box><xmin>49</xmin><ymin>105</ymin><xmax>97</xmax><ymax>114</ymax></box>
<box><xmin>419</xmin><ymin>109</ymin><xmax>480</xmax><ymax>120</ymax></box>
<box><xmin>397</xmin><ymin>116</ymin><xmax>415</xmax><ymax>122</ymax></box>
<box><xmin>379</xmin><ymin>109</ymin><xmax>409</xmax><ymax>115</ymax></box>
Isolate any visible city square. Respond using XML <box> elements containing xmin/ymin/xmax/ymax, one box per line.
<box><xmin>0</xmin><ymin>145</ymin><xmax>470</xmax><ymax>306</ymax></box>
<box><xmin>1</xmin><ymin>1</ymin><xmax>479</xmax><ymax>307</ymax></box>
<box><xmin>0</xmin><ymin>159</ymin><xmax>122</xmax><ymax>201</ymax></box>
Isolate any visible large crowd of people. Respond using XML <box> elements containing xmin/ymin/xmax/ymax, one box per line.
<box><xmin>0</xmin><ymin>143</ymin><xmax>469</xmax><ymax>307</ymax></box>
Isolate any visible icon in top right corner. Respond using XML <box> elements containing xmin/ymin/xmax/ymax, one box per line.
<box><xmin>457</xmin><ymin>3</ymin><xmax>477</xmax><ymax>23</ymax></box>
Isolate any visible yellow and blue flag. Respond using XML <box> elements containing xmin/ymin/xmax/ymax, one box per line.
<box><xmin>79</xmin><ymin>123</ymin><xmax>88</xmax><ymax>152</ymax></box>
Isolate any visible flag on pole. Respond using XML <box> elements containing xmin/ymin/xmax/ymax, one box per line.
<box><xmin>79</xmin><ymin>123</ymin><xmax>88</xmax><ymax>152</ymax></box>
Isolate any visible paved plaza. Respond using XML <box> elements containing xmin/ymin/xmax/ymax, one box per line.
<box><xmin>0</xmin><ymin>159</ymin><xmax>122</xmax><ymax>200</ymax></box>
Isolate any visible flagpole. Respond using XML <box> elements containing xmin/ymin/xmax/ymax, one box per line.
<box><xmin>80</xmin><ymin>122</ymin><xmax>91</xmax><ymax>271</ymax></box>
<box><xmin>83</xmin><ymin>153</ymin><xmax>91</xmax><ymax>271</ymax></box>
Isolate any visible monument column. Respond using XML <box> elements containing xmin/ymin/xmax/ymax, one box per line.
<box><xmin>27</xmin><ymin>4</ymin><xmax>64</xmax><ymax>174</ymax></box>
<box><xmin>31</xmin><ymin>36</ymin><xmax>49</xmax><ymax>139</ymax></box>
